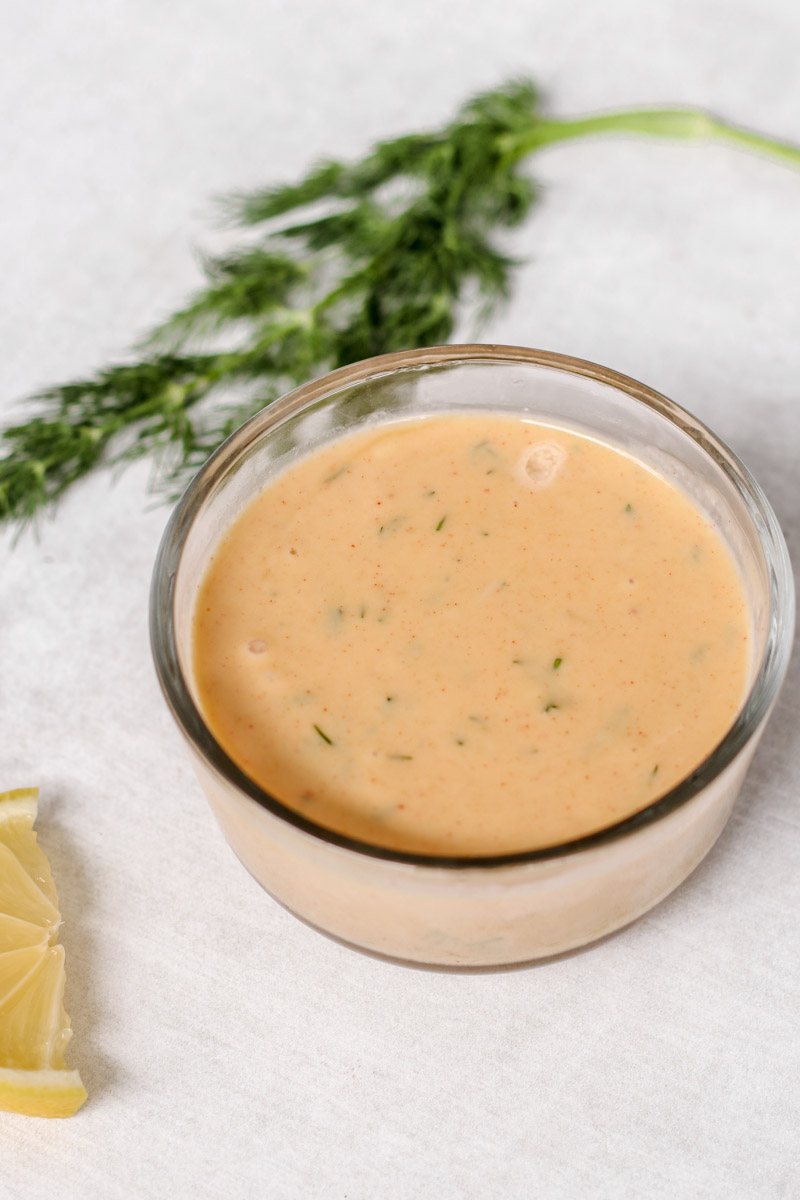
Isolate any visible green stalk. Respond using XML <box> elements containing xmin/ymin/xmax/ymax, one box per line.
<box><xmin>507</xmin><ymin>107</ymin><xmax>800</xmax><ymax>169</ymax></box>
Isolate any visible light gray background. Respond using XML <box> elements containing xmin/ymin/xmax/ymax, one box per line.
<box><xmin>1</xmin><ymin>2</ymin><xmax>798</xmax><ymax>1197</ymax></box>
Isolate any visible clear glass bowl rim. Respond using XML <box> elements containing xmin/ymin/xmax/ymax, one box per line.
<box><xmin>150</xmin><ymin>344</ymin><xmax>794</xmax><ymax>870</ymax></box>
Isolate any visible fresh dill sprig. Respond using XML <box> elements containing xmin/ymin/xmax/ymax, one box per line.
<box><xmin>2</xmin><ymin>79</ymin><xmax>799</xmax><ymax>524</ymax></box>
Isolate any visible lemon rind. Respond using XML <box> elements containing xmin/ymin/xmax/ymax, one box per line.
<box><xmin>0</xmin><ymin>1067</ymin><xmax>87</xmax><ymax>1118</ymax></box>
<box><xmin>0</xmin><ymin>791</ymin><xmax>39</xmax><ymax>826</ymax></box>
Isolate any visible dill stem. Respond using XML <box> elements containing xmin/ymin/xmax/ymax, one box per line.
<box><xmin>506</xmin><ymin>108</ymin><xmax>800</xmax><ymax>170</ymax></box>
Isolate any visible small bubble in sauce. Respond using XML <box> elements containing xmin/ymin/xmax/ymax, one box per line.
<box><xmin>248</xmin><ymin>639</ymin><xmax>267</xmax><ymax>655</ymax></box>
<box><xmin>516</xmin><ymin>441</ymin><xmax>566</xmax><ymax>490</ymax></box>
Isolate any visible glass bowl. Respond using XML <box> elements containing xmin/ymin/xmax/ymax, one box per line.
<box><xmin>150</xmin><ymin>345</ymin><xmax>793</xmax><ymax>967</ymax></box>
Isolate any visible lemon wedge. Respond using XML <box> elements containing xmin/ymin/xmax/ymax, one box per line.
<box><xmin>0</xmin><ymin>788</ymin><xmax>86</xmax><ymax>1117</ymax></box>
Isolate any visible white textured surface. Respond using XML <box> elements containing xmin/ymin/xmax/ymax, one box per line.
<box><xmin>2</xmin><ymin>2</ymin><xmax>799</xmax><ymax>1196</ymax></box>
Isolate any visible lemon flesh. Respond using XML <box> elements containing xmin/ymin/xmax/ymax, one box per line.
<box><xmin>0</xmin><ymin>789</ymin><xmax>86</xmax><ymax>1117</ymax></box>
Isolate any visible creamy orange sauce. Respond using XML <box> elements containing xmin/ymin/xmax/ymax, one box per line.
<box><xmin>192</xmin><ymin>415</ymin><xmax>750</xmax><ymax>855</ymax></box>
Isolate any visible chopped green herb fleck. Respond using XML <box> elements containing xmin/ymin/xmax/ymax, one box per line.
<box><xmin>314</xmin><ymin>724</ymin><xmax>333</xmax><ymax>745</ymax></box>
<box><xmin>651</xmin><ymin>764</ymin><xmax>659</xmax><ymax>775</ymax></box>
<box><xmin>359</xmin><ymin>605</ymin><xmax>367</xmax><ymax>618</ymax></box>
<box><xmin>486</xmin><ymin>468</ymin><xmax>496</xmax><ymax>475</ymax></box>
<box><xmin>387</xmin><ymin>753</ymin><xmax>413</xmax><ymax>761</ymax></box>
<box><xmin>436</xmin><ymin>515</ymin><xmax>447</xmax><ymax>531</ymax></box>
<box><xmin>323</xmin><ymin>464</ymin><xmax>349</xmax><ymax>484</ymax></box>
<box><xmin>625</xmin><ymin>503</ymin><xmax>633</xmax><ymax>513</ymax></box>
<box><xmin>386</xmin><ymin>695</ymin><xmax>395</xmax><ymax>702</ymax></box>
<box><xmin>480</xmin><ymin>531</ymin><xmax>490</xmax><ymax>537</ymax></box>
<box><xmin>425</xmin><ymin>489</ymin><xmax>437</xmax><ymax>498</ymax></box>
<box><xmin>544</xmin><ymin>702</ymin><xmax>559</xmax><ymax>713</ymax></box>
<box><xmin>511</xmin><ymin>658</ymin><xmax>523</xmax><ymax>665</ymax></box>
<box><xmin>455</xmin><ymin>738</ymin><xmax>465</xmax><ymax>746</ymax></box>
<box><xmin>553</xmin><ymin>657</ymin><xmax>562</xmax><ymax>670</ymax></box>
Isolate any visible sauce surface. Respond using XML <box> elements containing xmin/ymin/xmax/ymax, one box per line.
<box><xmin>192</xmin><ymin>415</ymin><xmax>750</xmax><ymax>855</ymax></box>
